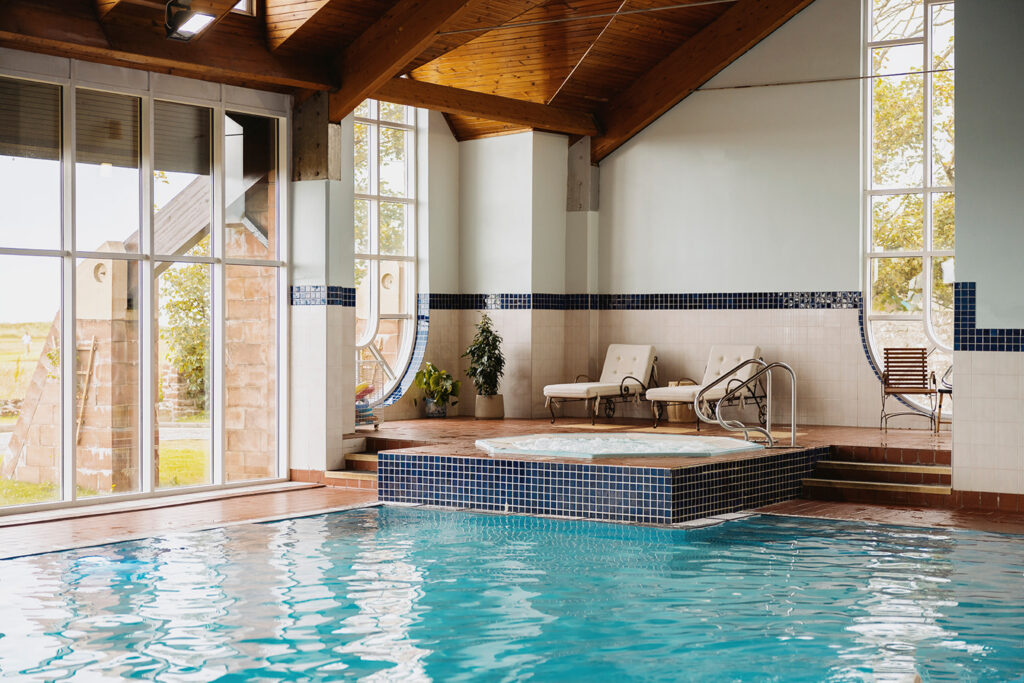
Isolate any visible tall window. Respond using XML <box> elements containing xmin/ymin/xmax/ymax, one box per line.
<box><xmin>354</xmin><ymin>100</ymin><xmax>416</xmax><ymax>405</ymax></box>
<box><xmin>865</xmin><ymin>0</ymin><xmax>954</xmax><ymax>404</ymax></box>
<box><xmin>0</xmin><ymin>73</ymin><xmax>286</xmax><ymax>511</ymax></box>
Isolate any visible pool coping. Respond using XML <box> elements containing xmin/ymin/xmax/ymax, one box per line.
<box><xmin>0</xmin><ymin>501</ymin><xmax>384</xmax><ymax>561</ymax></box>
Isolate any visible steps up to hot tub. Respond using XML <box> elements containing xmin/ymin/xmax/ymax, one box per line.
<box><xmin>325</xmin><ymin>435</ymin><xmax>432</xmax><ymax>490</ymax></box>
<box><xmin>801</xmin><ymin>444</ymin><xmax>952</xmax><ymax>507</ymax></box>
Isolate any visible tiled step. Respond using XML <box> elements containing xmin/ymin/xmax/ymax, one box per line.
<box><xmin>324</xmin><ymin>469</ymin><xmax>377</xmax><ymax>490</ymax></box>
<box><xmin>813</xmin><ymin>460</ymin><xmax>951</xmax><ymax>486</ymax></box>
<box><xmin>830</xmin><ymin>444</ymin><xmax>951</xmax><ymax>466</ymax></box>
<box><xmin>802</xmin><ymin>477</ymin><xmax>951</xmax><ymax>507</ymax></box>
<box><xmin>345</xmin><ymin>452</ymin><xmax>378</xmax><ymax>472</ymax></box>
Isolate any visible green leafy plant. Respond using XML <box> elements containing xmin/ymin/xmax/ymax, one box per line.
<box><xmin>160</xmin><ymin>237</ymin><xmax>211</xmax><ymax>408</ymax></box>
<box><xmin>413</xmin><ymin>362</ymin><xmax>460</xmax><ymax>408</ymax></box>
<box><xmin>463</xmin><ymin>314</ymin><xmax>504</xmax><ymax>396</ymax></box>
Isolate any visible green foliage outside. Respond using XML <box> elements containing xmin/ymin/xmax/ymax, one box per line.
<box><xmin>463</xmin><ymin>314</ymin><xmax>505</xmax><ymax>396</ymax></box>
<box><xmin>870</xmin><ymin>0</ymin><xmax>954</xmax><ymax>317</ymax></box>
<box><xmin>160</xmin><ymin>237</ymin><xmax>211</xmax><ymax>408</ymax></box>
<box><xmin>354</xmin><ymin>104</ymin><xmax>409</xmax><ymax>293</ymax></box>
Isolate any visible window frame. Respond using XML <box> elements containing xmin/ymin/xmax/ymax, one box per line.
<box><xmin>353</xmin><ymin>101</ymin><xmax>418</xmax><ymax>407</ymax></box>
<box><xmin>0</xmin><ymin>66</ymin><xmax>290</xmax><ymax>515</ymax></box>
<box><xmin>862</xmin><ymin>0</ymin><xmax>955</xmax><ymax>401</ymax></box>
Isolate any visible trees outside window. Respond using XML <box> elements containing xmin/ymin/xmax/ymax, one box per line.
<box><xmin>866</xmin><ymin>0</ymin><xmax>954</xmax><ymax>409</ymax></box>
<box><xmin>353</xmin><ymin>100</ymin><xmax>416</xmax><ymax>405</ymax></box>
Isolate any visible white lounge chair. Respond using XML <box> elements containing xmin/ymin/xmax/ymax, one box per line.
<box><xmin>647</xmin><ymin>345</ymin><xmax>762</xmax><ymax>429</ymax></box>
<box><xmin>544</xmin><ymin>344</ymin><xmax>657</xmax><ymax>424</ymax></box>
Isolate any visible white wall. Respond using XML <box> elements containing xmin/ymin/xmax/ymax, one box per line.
<box><xmin>458</xmin><ymin>133</ymin><xmax>534</xmax><ymax>293</ymax></box>
<box><xmin>955</xmin><ymin>0</ymin><xmax>1024</xmax><ymax>329</ymax></box>
<box><xmin>531</xmin><ymin>132</ymin><xmax>569</xmax><ymax>293</ymax></box>
<box><xmin>598</xmin><ymin>0</ymin><xmax>861</xmax><ymax>294</ymax></box>
<box><xmin>421</xmin><ymin>110</ymin><xmax>460</xmax><ymax>294</ymax></box>
<box><xmin>952</xmin><ymin>0</ymin><xmax>1024</xmax><ymax>497</ymax></box>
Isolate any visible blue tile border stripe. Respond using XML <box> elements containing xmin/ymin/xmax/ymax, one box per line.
<box><xmin>289</xmin><ymin>285</ymin><xmax>355</xmax><ymax>306</ymax></box>
<box><xmin>377</xmin><ymin>447</ymin><xmax>829</xmax><ymax>524</ymax></box>
<box><xmin>955</xmin><ymin>281</ymin><xmax>1024</xmax><ymax>352</ymax></box>
<box><xmin>427</xmin><ymin>291</ymin><xmax>862</xmax><ymax>311</ymax></box>
<box><xmin>380</xmin><ymin>294</ymin><xmax>430</xmax><ymax>407</ymax></box>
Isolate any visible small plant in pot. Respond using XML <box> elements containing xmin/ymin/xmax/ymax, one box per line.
<box><xmin>463</xmin><ymin>313</ymin><xmax>505</xmax><ymax>419</ymax></box>
<box><xmin>413</xmin><ymin>362</ymin><xmax>460</xmax><ymax>418</ymax></box>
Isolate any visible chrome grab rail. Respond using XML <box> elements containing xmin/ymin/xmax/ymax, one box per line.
<box><xmin>694</xmin><ymin>359</ymin><xmax>798</xmax><ymax>448</ymax></box>
<box><xmin>692</xmin><ymin>358</ymin><xmax>765</xmax><ymax>432</ymax></box>
<box><xmin>693</xmin><ymin>358</ymin><xmax>767</xmax><ymax>428</ymax></box>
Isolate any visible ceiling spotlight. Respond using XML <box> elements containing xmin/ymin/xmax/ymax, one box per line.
<box><xmin>165</xmin><ymin>0</ymin><xmax>215</xmax><ymax>41</ymax></box>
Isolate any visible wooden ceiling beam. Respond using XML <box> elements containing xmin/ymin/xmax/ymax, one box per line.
<box><xmin>374</xmin><ymin>77</ymin><xmax>600</xmax><ymax>137</ymax></box>
<box><xmin>327</xmin><ymin>0</ymin><xmax>482</xmax><ymax>122</ymax></box>
<box><xmin>265</xmin><ymin>0</ymin><xmax>330</xmax><ymax>52</ymax></box>
<box><xmin>0</xmin><ymin>0</ymin><xmax>332</xmax><ymax>91</ymax></box>
<box><xmin>590</xmin><ymin>0</ymin><xmax>815</xmax><ymax>162</ymax></box>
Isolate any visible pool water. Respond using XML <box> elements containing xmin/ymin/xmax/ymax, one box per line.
<box><xmin>1</xmin><ymin>507</ymin><xmax>1022</xmax><ymax>682</ymax></box>
<box><xmin>475</xmin><ymin>432</ymin><xmax>762</xmax><ymax>457</ymax></box>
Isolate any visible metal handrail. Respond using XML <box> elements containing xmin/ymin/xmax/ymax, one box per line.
<box><xmin>714</xmin><ymin>362</ymin><xmax>798</xmax><ymax>448</ymax></box>
<box><xmin>693</xmin><ymin>358</ymin><xmax>767</xmax><ymax>426</ymax></box>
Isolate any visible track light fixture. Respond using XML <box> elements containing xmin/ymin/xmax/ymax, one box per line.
<box><xmin>165</xmin><ymin>0</ymin><xmax>215</xmax><ymax>42</ymax></box>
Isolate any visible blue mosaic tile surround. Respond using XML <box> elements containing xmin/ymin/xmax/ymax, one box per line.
<box><xmin>427</xmin><ymin>292</ymin><xmax>861</xmax><ymax>311</ymax></box>
<box><xmin>380</xmin><ymin>294</ymin><xmax>430</xmax><ymax>407</ymax></box>
<box><xmin>954</xmin><ymin>282</ymin><xmax>1024</xmax><ymax>352</ymax></box>
<box><xmin>289</xmin><ymin>285</ymin><xmax>356</xmax><ymax>306</ymax></box>
<box><xmin>378</xmin><ymin>447</ymin><xmax>829</xmax><ymax>524</ymax></box>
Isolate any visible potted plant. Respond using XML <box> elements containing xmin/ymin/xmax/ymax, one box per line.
<box><xmin>413</xmin><ymin>362</ymin><xmax>460</xmax><ymax>418</ymax></box>
<box><xmin>463</xmin><ymin>313</ymin><xmax>505</xmax><ymax>419</ymax></box>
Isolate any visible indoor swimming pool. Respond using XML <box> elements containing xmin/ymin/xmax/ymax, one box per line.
<box><xmin>475</xmin><ymin>432</ymin><xmax>763</xmax><ymax>458</ymax></box>
<box><xmin>1</xmin><ymin>506</ymin><xmax>1022</xmax><ymax>681</ymax></box>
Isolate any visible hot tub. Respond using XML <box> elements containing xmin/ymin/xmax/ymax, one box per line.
<box><xmin>474</xmin><ymin>433</ymin><xmax>763</xmax><ymax>458</ymax></box>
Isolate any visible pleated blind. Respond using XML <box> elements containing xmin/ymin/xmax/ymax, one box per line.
<box><xmin>0</xmin><ymin>77</ymin><xmax>61</xmax><ymax>161</ymax></box>
<box><xmin>155</xmin><ymin>100</ymin><xmax>211</xmax><ymax>175</ymax></box>
<box><xmin>75</xmin><ymin>88</ymin><xmax>140</xmax><ymax>168</ymax></box>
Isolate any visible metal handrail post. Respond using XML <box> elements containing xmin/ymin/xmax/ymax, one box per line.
<box><xmin>693</xmin><ymin>358</ymin><xmax>767</xmax><ymax>425</ymax></box>
<box><xmin>713</xmin><ymin>361</ymin><xmax>799</xmax><ymax>448</ymax></box>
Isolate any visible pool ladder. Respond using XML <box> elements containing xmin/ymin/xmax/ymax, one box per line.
<box><xmin>694</xmin><ymin>359</ymin><xmax>797</xmax><ymax>448</ymax></box>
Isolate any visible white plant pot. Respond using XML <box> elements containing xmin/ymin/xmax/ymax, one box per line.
<box><xmin>474</xmin><ymin>394</ymin><xmax>504</xmax><ymax>419</ymax></box>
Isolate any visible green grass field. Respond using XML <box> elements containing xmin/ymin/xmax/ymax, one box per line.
<box><xmin>0</xmin><ymin>440</ymin><xmax>209</xmax><ymax>507</ymax></box>
<box><xmin>0</xmin><ymin>321</ymin><xmax>53</xmax><ymax>402</ymax></box>
<box><xmin>158</xmin><ymin>439</ymin><xmax>210</xmax><ymax>488</ymax></box>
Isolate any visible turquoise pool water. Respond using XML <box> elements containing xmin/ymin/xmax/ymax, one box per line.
<box><xmin>1</xmin><ymin>507</ymin><xmax>1022</xmax><ymax>681</ymax></box>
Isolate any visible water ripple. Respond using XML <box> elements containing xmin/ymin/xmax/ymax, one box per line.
<box><xmin>0</xmin><ymin>509</ymin><xmax>1022</xmax><ymax>681</ymax></box>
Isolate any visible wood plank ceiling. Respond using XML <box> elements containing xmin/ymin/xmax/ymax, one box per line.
<box><xmin>0</xmin><ymin>0</ymin><xmax>817</xmax><ymax>161</ymax></box>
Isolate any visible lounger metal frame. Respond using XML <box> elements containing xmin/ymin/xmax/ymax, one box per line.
<box><xmin>547</xmin><ymin>361</ymin><xmax>658</xmax><ymax>425</ymax></box>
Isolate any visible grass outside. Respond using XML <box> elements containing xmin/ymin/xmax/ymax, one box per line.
<box><xmin>0</xmin><ymin>440</ymin><xmax>209</xmax><ymax>507</ymax></box>
<box><xmin>0</xmin><ymin>480</ymin><xmax>97</xmax><ymax>508</ymax></box>
<box><xmin>0</xmin><ymin>321</ymin><xmax>52</xmax><ymax>402</ymax></box>
<box><xmin>158</xmin><ymin>439</ymin><xmax>210</xmax><ymax>488</ymax></box>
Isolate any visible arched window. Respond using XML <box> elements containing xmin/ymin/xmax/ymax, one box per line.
<box><xmin>353</xmin><ymin>99</ymin><xmax>417</xmax><ymax>405</ymax></box>
<box><xmin>864</xmin><ymin>0</ymin><xmax>954</xmax><ymax>409</ymax></box>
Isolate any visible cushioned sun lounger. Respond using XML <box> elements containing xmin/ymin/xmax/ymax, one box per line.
<box><xmin>544</xmin><ymin>344</ymin><xmax>656</xmax><ymax>425</ymax></box>
<box><xmin>646</xmin><ymin>345</ymin><xmax>761</xmax><ymax>429</ymax></box>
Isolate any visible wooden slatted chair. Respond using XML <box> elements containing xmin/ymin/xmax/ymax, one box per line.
<box><xmin>880</xmin><ymin>347</ymin><xmax>937</xmax><ymax>430</ymax></box>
